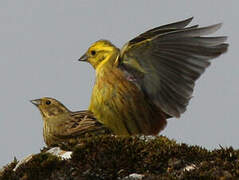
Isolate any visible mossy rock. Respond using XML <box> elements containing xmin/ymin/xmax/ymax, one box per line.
<box><xmin>1</xmin><ymin>135</ymin><xmax>239</xmax><ymax>180</ymax></box>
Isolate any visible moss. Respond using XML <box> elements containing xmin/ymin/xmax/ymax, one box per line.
<box><xmin>1</xmin><ymin>135</ymin><xmax>239</xmax><ymax>179</ymax></box>
<box><xmin>16</xmin><ymin>152</ymin><xmax>67</xmax><ymax>180</ymax></box>
<box><xmin>0</xmin><ymin>158</ymin><xmax>18</xmax><ymax>180</ymax></box>
<box><xmin>71</xmin><ymin>135</ymin><xmax>208</xmax><ymax>178</ymax></box>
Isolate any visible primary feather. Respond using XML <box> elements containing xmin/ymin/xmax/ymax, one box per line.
<box><xmin>119</xmin><ymin>19</ymin><xmax>228</xmax><ymax>117</ymax></box>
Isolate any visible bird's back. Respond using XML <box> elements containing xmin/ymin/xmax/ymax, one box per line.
<box><xmin>43</xmin><ymin>110</ymin><xmax>112</xmax><ymax>147</ymax></box>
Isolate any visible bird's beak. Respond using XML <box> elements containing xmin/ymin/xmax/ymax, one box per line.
<box><xmin>30</xmin><ymin>99</ymin><xmax>41</xmax><ymax>107</ymax></box>
<box><xmin>78</xmin><ymin>53</ymin><xmax>88</xmax><ymax>62</ymax></box>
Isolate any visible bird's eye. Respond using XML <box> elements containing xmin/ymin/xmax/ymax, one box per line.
<box><xmin>91</xmin><ymin>50</ymin><xmax>96</xmax><ymax>56</ymax></box>
<box><xmin>45</xmin><ymin>100</ymin><xmax>51</xmax><ymax>105</ymax></box>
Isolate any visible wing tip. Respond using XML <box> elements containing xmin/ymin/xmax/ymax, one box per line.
<box><xmin>174</xmin><ymin>16</ymin><xmax>194</xmax><ymax>27</ymax></box>
<box><xmin>208</xmin><ymin>23</ymin><xmax>223</xmax><ymax>31</ymax></box>
<box><xmin>194</xmin><ymin>23</ymin><xmax>223</xmax><ymax>36</ymax></box>
<box><xmin>187</xmin><ymin>16</ymin><xmax>194</xmax><ymax>22</ymax></box>
<box><xmin>183</xmin><ymin>16</ymin><xmax>194</xmax><ymax>24</ymax></box>
<box><xmin>220</xmin><ymin>43</ymin><xmax>229</xmax><ymax>54</ymax></box>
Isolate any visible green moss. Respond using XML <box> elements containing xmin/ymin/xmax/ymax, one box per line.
<box><xmin>1</xmin><ymin>135</ymin><xmax>239</xmax><ymax>179</ymax></box>
<box><xmin>71</xmin><ymin>136</ymin><xmax>208</xmax><ymax>178</ymax></box>
<box><xmin>16</xmin><ymin>152</ymin><xmax>66</xmax><ymax>180</ymax></box>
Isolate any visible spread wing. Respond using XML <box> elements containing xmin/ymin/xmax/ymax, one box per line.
<box><xmin>58</xmin><ymin>110</ymin><xmax>112</xmax><ymax>138</ymax></box>
<box><xmin>118</xmin><ymin>17</ymin><xmax>228</xmax><ymax>117</ymax></box>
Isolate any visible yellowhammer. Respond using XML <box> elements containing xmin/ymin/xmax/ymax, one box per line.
<box><xmin>78</xmin><ymin>17</ymin><xmax>228</xmax><ymax>135</ymax></box>
<box><xmin>30</xmin><ymin>97</ymin><xmax>112</xmax><ymax>147</ymax></box>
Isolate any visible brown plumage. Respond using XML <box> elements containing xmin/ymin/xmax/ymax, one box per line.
<box><xmin>30</xmin><ymin>97</ymin><xmax>112</xmax><ymax>147</ymax></box>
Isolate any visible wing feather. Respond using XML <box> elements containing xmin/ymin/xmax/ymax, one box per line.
<box><xmin>128</xmin><ymin>17</ymin><xmax>196</xmax><ymax>45</ymax></box>
<box><xmin>119</xmin><ymin>18</ymin><xmax>228</xmax><ymax>117</ymax></box>
<box><xmin>57</xmin><ymin>111</ymin><xmax>111</xmax><ymax>138</ymax></box>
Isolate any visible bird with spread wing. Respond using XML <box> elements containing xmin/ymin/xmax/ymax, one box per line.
<box><xmin>79</xmin><ymin>17</ymin><xmax>228</xmax><ymax>136</ymax></box>
<box><xmin>31</xmin><ymin>97</ymin><xmax>112</xmax><ymax>147</ymax></box>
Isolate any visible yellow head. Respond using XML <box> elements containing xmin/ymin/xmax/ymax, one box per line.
<box><xmin>30</xmin><ymin>97</ymin><xmax>69</xmax><ymax>119</ymax></box>
<box><xmin>79</xmin><ymin>40</ymin><xmax>120</xmax><ymax>70</ymax></box>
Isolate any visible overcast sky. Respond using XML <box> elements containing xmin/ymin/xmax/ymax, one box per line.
<box><xmin>0</xmin><ymin>1</ymin><xmax>238</xmax><ymax>167</ymax></box>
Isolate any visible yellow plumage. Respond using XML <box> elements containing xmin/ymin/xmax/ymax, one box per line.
<box><xmin>90</xmin><ymin>56</ymin><xmax>166</xmax><ymax>135</ymax></box>
<box><xmin>79</xmin><ymin>18</ymin><xmax>228</xmax><ymax>135</ymax></box>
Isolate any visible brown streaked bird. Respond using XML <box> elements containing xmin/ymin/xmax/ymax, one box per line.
<box><xmin>30</xmin><ymin>97</ymin><xmax>112</xmax><ymax>147</ymax></box>
<box><xmin>78</xmin><ymin>17</ymin><xmax>228</xmax><ymax>135</ymax></box>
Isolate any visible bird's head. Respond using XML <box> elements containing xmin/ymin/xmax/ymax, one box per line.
<box><xmin>79</xmin><ymin>40</ymin><xmax>120</xmax><ymax>70</ymax></box>
<box><xmin>30</xmin><ymin>97</ymin><xmax>69</xmax><ymax>119</ymax></box>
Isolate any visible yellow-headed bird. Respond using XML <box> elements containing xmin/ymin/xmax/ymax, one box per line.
<box><xmin>78</xmin><ymin>17</ymin><xmax>228</xmax><ymax>136</ymax></box>
<box><xmin>31</xmin><ymin>97</ymin><xmax>112</xmax><ymax>147</ymax></box>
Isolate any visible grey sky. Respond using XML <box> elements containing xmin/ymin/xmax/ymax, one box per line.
<box><xmin>0</xmin><ymin>1</ymin><xmax>238</xmax><ymax>167</ymax></box>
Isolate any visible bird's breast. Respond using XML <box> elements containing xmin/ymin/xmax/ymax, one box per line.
<box><xmin>89</xmin><ymin>66</ymin><xmax>154</xmax><ymax>135</ymax></box>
